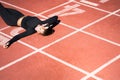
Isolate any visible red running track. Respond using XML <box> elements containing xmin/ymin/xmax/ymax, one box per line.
<box><xmin>0</xmin><ymin>0</ymin><xmax>120</xmax><ymax>80</ymax></box>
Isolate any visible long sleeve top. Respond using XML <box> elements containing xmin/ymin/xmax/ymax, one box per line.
<box><xmin>8</xmin><ymin>16</ymin><xmax>43</xmax><ymax>46</ymax></box>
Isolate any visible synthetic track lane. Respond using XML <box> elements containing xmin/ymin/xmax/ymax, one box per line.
<box><xmin>0</xmin><ymin>0</ymin><xmax>120</xmax><ymax>80</ymax></box>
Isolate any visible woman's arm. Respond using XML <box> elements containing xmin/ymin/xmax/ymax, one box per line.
<box><xmin>3</xmin><ymin>29</ymin><xmax>36</xmax><ymax>48</ymax></box>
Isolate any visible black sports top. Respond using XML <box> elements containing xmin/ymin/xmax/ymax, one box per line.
<box><xmin>8</xmin><ymin>16</ymin><xmax>43</xmax><ymax>46</ymax></box>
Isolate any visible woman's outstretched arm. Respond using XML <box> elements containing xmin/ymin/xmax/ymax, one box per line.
<box><xmin>3</xmin><ymin>29</ymin><xmax>36</xmax><ymax>48</ymax></box>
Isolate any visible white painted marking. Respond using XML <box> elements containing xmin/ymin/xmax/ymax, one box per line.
<box><xmin>48</xmin><ymin>4</ymin><xmax>80</xmax><ymax>17</ymax></box>
<box><xmin>0</xmin><ymin>26</ymin><xmax>10</xmax><ymax>31</ymax></box>
<box><xmin>81</xmin><ymin>54</ymin><xmax>120</xmax><ymax>80</ymax></box>
<box><xmin>0</xmin><ymin>35</ymin><xmax>9</xmax><ymax>46</ymax></box>
<box><xmin>80</xmin><ymin>0</ymin><xmax>99</xmax><ymax>6</ymax></box>
<box><xmin>0</xmin><ymin>1</ymin><xmax>119</xmax><ymax>80</ymax></box>
<box><xmin>81</xmin><ymin>31</ymin><xmax>120</xmax><ymax>47</ymax></box>
<box><xmin>79</xmin><ymin>9</ymin><xmax>120</xmax><ymax>30</ymax></box>
<box><xmin>99</xmin><ymin>0</ymin><xmax>110</xmax><ymax>3</ymax></box>
<box><xmin>10</xmin><ymin>27</ymin><xmax>24</xmax><ymax>36</ymax></box>
<box><xmin>74</xmin><ymin>1</ymin><xmax>120</xmax><ymax>17</ymax></box>
<box><xmin>39</xmin><ymin>50</ymin><xmax>103</xmax><ymax>80</ymax></box>
<box><xmin>0</xmin><ymin>50</ymin><xmax>38</xmax><ymax>71</ymax></box>
<box><xmin>39</xmin><ymin>1</ymin><xmax>72</xmax><ymax>15</ymax></box>
<box><xmin>0</xmin><ymin>32</ymin><xmax>38</xmax><ymax>50</ymax></box>
<box><xmin>59</xmin><ymin>8</ymin><xmax>85</xmax><ymax>17</ymax></box>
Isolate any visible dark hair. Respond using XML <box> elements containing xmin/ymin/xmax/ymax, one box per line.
<box><xmin>42</xmin><ymin>28</ymin><xmax>55</xmax><ymax>36</ymax></box>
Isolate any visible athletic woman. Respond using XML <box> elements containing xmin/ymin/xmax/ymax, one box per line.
<box><xmin>0</xmin><ymin>3</ymin><xmax>60</xmax><ymax>48</ymax></box>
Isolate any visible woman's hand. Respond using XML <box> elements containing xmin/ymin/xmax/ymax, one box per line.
<box><xmin>3</xmin><ymin>42</ymin><xmax>10</xmax><ymax>48</ymax></box>
<box><xmin>35</xmin><ymin>24</ymin><xmax>49</xmax><ymax>34</ymax></box>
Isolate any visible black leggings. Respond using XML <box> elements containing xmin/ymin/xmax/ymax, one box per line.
<box><xmin>0</xmin><ymin>4</ymin><xmax>60</xmax><ymax>28</ymax></box>
<box><xmin>0</xmin><ymin>4</ymin><xmax>24</xmax><ymax>26</ymax></box>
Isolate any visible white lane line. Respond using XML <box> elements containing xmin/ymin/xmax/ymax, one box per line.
<box><xmin>0</xmin><ymin>0</ymin><xmax>37</xmax><ymax>15</ymax></box>
<box><xmin>0</xmin><ymin>26</ymin><xmax>10</xmax><ymax>31</ymax></box>
<box><xmin>79</xmin><ymin>9</ymin><xmax>120</xmax><ymax>30</ymax></box>
<box><xmin>0</xmin><ymin>32</ymin><xmax>38</xmax><ymax>50</ymax></box>
<box><xmin>81</xmin><ymin>31</ymin><xmax>120</xmax><ymax>47</ymax></box>
<box><xmin>0</xmin><ymin>50</ymin><xmax>39</xmax><ymax>71</ymax></box>
<box><xmin>39</xmin><ymin>50</ymin><xmax>103</xmax><ymax>80</ymax></box>
<box><xmin>74</xmin><ymin>1</ymin><xmax>120</xmax><ymax>17</ymax></box>
<box><xmin>81</xmin><ymin>54</ymin><xmax>120</xmax><ymax>80</ymax></box>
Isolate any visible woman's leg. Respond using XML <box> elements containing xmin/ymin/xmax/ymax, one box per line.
<box><xmin>0</xmin><ymin>3</ymin><xmax>24</xmax><ymax>26</ymax></box>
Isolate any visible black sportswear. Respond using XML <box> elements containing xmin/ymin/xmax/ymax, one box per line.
<box><xmin>0</xmin><ymin>3</ymin><xmax>59</xmax><ymax>47</ymax></box>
